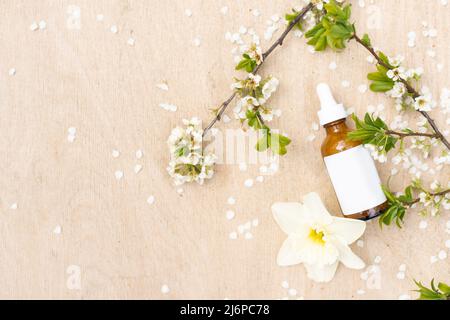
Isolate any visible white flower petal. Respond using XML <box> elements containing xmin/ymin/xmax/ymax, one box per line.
<box><xmin>277</xmin><ymin>236</ymin><xmax>306</xmax><ymax>266</ymax></box>
<box><xmin>332</xmin><ymin>239</ymin><xmax>365</xmax><ymax>270</ymax></box>
<box><xmin>301</xmin><ymin>192</ymin><xmax>333</xmax><ymax>223</ymax></box>
<box><xmin>327</xmin><ymin>218</ymin><xmax>366</xmax><ymax>244</ymax></box>
<box><xmin>304</xmin><ymin>261</ymin><xmax>338</xmax><ymax>283</ymax></box>
<box><xmin>271</xmin><ymin>202</ymin><xmax>308</xmax><ymax>235</ymax></box>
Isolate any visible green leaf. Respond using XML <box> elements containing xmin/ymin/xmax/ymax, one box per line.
<box><xmin>361</xmin><ymin>33</ymin><xmax>371</xmax><ymax>47</ymax></box>
<box><xmin>256</xmin><ymin>133</ymin><xmax>269</xmax><ymax>152</ymax></box>
<box><xmin>370</xmin><ymin>81</ymin><xmax>395</xmax><ymax>92</ymax></box>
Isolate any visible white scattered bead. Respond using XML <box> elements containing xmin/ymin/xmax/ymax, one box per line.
<box><xmin>252</xmin><ymin>9</ymin><xmax>261</xmax><ymax>17</ymax></box>
<box><xmin>184</xmin><ymin>9</ymin><xmax>192</xmax><ymax>17</ymax></box>
<box><xmin>226</xmin><ymin>210</ymin><xmax>235</xmax><ymax>221</ymax></box>
<box><xmin>10</xmin><ymin>203</ymin><xmax>18</xmax><ymax>210</ymax></box>
<box><xmin>445</xmin><ymin>239</ymin><xmax>450</xmax><ymax>248</ymax></box>
<box><xmin>256</xmin><ymin>176</ymin><xmax>264</xmax><ymax>183</ymax></box>
<box><xmin>244</xmin><ymin>232</ymin><xmax>253</xmax><ymax>240</ymax></box>
<box><xmin>438</xmin><ymin>250</ymin><xmax>447</xmax><ymax>260</ymax></box>
<box><xmin>244</xmin><ymin>179</ymin><xmax>254</xmax><ymax>188</ymax></box>
<box><xmin>161</xmin><ymin>284</ymin><xmax>170</xmax><ymax>294</ymax></box>
<box><xmin>288</xmin><ymin>288</ymin><xmax>297</xmax><ymax>296</ymax></box>
<box><xmin>220</xmin><ymin>6</ymin><xmax>229</xmax><ymax>15</ymax></box>
<box><xmin>229</xmin><ymin>232</ymin><xmax>238</xmax><ymax>240</ymax></box>
<box><xmin>399</xmin><ymin>264</ymin><xmax>407</xmax><ymax>272</ymax></box>
<box><xmin>134</xmin><ymin>164</ymin><xmax>143</xmax><ymax>174</ymax></box>
<box><xmin>8</xmin><ymin>68</ymin><xmax>16</xmax><ymax>76</ymax></box>
<box><xmin>398</xmin><ymin>294</ymin><xmax>411</xmax><ymax>300</ymax></box>
<box><xmin>127</xmin><ymin>38</ymin><xmax>135</xmax><ymax>46</ymax></box>
<box><xmin>193</xmin><ymin>37</ymin><xmax>201</xmax><ymax>47</ymax></box>
<box><xmin>136</xmin><ymin>150</ymin><xmax>143</xmax><ymax>159</ymax></box>
<box><xmin>341</xmin><ymin>80</ymin><xmax>350</xmax><ymax>88</ymax></box>
<box><xmin>156</xmin><ymin>83</ymin><xmax>169</xmax><ymax>91</ymax></box>
<box><xmin>430</xmin><ymin>255</ymin><xmax>438</xmax><ymax>264</ymax></box>
<box><xmin>30</xmin><ymin>22</ymin><xmax>39</xmax><ymax>31</ymax></box>
<box><xmin>328</xmin><ymin>62</ymin><xmax>337</xmax><ymax>70</ymax></box>
<box><xmin>396</xmin><ymin>272</ymin><xmax>405</xmax><ymax>280</ymax></box>
<box><xmin>68</xmin><ymin>127</ymin><xmax>77</xmax><ymax>135</ymax></box>
<box><xmin>115</xmin><ymin>170</ymin><xmax>124</xmax><ymax>180</ymax></box>
<box><xmin>38</xmin><ymin>20</ymin><xmax>47</xmax><ymax>30</ymax></box>
<box><xmin>356</xmin><ymin>240</ymin><xmax>364</xmax><ymax>248</ymax></box>
<box><xmin>112</xmin><ymin>150</ymin><xmax>120</xmax><ymax>158</ymax></box>
<box><xmin>177</xmin><ymin>188</ymin><xmax>184</xmax><ymax>195</ymax></box>
<box><xmin>237</xmin><ymin>225</ymin><xmax>245</xmax><ymax>234</ymax></box>
<box><xmin>358</xmin><ymin>84</ymin><xmax>368</xmax><ymax>93</ymax></box>
<box><xmin>159</xmin><ymin>103</ymin><xmax>177</xmax><ymax>112</ymax></box>
<box><xmin>53</xmin><ymin>225</ymin><xmax>62</xmax><ymax>234</ymax></box>
<box><xmin>307</xmin><ymin>134</ymin><xmax>316</xmax><ymax>142</ymax></box>
<box><xmin>96</xmin><ymin>14</ymin><xmax>104</xmax><ymax>22</ymax></box>
<box><xmin>227</xmin><ymin>197</ymin><xmax>236</xmax><ymax>205</ymax></box>
<box><xmin>252</xmin><ymin>219</ymin><xmax>259</xmax><ymax>227</ymax></box>
<box><xmin>281</xmin><ymin>281</ymin><xmax>289</xmax><ymax>289</ymax></box>
<box><xmin>222</xmin><ymin>115</ymin><xmax>231</xmax><ymax>123</ymax></box>
<box><xmin>147</xmin><ymin>195</ymin><xmax>155</xmax><ymax>205</ymax></box>
<box><xmin>419</xmin><ymin>220</ymin><xmax>428</xmax><ymax>229</ymax></box>
<box><xmin>110</xmin><ymin>25</ymin><xmax>118</xmax><ymax>34</ymax></box>
<box><xmin>357</xmin><ymin>289</ymin><xmax>366</xmax><ymax>295</ymax></box>
<box><xmin>374</xmin><ymin>256</ymin><xmax>382</xmax><ymax>264</ymax></box>
<box><xmin>239</xmin><ymin>162</ymin><xmax>247</xmax><ymax>171</ymax></box>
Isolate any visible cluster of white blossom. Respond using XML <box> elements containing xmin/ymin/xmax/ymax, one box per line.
<box><xmin>231</xmin><ymin>74</ymin><xmax>281</xmax><ymax>123</ymax></box>
<box><xmin>412</xmin><ymin>180</ymin><xmax>450</xmax><ymax>216</ymax></box>
<box><xmin>167</xmin><ymin>118</ymin><xmax>217</xmax><ymax>186</ymax></box>
<box><xmin>384</xmin><ymin>55</ymin><xmax>439</xmax><ymax>113</ymax></box>
<box><xmin>226</xmin><ymin>28</ymin><xmax>262</xmax><ymax>65</ymax></box>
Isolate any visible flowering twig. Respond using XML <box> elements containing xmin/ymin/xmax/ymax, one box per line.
<box><xmin>202</xmin><ymin>2</ymin><xmax>314</xmax><ymax>138</ymax></box>
<box><xmin>352</xmin><ymin>34</ymin><xmax>450</xmax><ymax>151</ymax></box>
<box><xmin>406</xmin><ymin>189</ymin><xmax>450</xmax><ymax>207</ymax></box>
<box><xmin>385</xmin><ymin>130</ymin><xmax>439</xmax><ymax>139</ymax></box>
<box><xmin>301</xmin><ymin>0</ymin><xmax>450</xmax><ymax>227</ymax></box>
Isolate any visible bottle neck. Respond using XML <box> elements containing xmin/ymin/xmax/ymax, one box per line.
<box><xmin>324</xmin><ymin>118</ymin><xmax>349</xmax><ymax>135</ymax></box>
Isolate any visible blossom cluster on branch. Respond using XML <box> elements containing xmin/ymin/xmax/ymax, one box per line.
<box><xmin>299</xmin><ymin>0</ymin><xmax>450</xmax><ymax>226</ymax></box>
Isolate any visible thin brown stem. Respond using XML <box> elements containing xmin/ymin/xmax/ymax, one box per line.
<box><xmin>352</xmin><ymin>34</ymin><xmax>450</xmax><ymax>151</ymax></box>
<box><xmin>385</xmin><ymin>130</ymin><xmax>439</xmax><ymax>139</ymax></box>
<box><xmin>406</xmin><ymin>189</ymin><xmax>450</xmax><ymax>206</ymax></box>
<box><xmin>203</xmin><ymin>2</ymin><xmax>314</xmax><ymax>137</ymax></box>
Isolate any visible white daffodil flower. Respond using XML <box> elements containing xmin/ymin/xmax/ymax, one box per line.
<box><xmin>272</xmin><ymin>192</ymin><xmax>366</xmax><ymax>283</ymax></box>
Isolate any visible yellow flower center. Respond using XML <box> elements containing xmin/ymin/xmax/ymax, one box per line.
<box><xmin>309</xmin><ymin>228</ymin><xmax>325</xmax><ymax>246</ymax></box>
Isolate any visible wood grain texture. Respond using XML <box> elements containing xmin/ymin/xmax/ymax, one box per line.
<box><xmin>0</xmin><ymin>0</ymin><xmax>448</xmax><ymax>299</ymax></box>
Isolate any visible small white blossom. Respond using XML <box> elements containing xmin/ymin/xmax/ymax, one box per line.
<box><xmin>386</xmin><ymin>67</ymin><xmax>407</xmax><ymax>81</ymax></box>
<box><xmin>413</xmin><ymin>94</ymin><xmax>436</xmax><ymax>112</ymax></box>
<box><xmin>386</xmin><ymin>82</ymin><xmax>406</xmax><ymax>98</ymax></box>
<box><xmin>262</xmin><ymin>76</ymin><xmax>279</xmax><ymax>101</ymax></box>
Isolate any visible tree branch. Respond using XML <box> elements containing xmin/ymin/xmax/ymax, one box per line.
<box><xmin>385</xmin><ymin>130</ymin><xmax>439</xmax><ymax>139</ymax></box>
<box><xmin>406</xmin><ymin>189</ymin><xmax>450</xmax><ymax>206</ymax></box>
<box><xmin>352</xmin><ymin>34</ymin><xmax>450</xmax><ymax>151</ymax></box>
<box><xmin>203</xmin><ymin>2</ymin><xmax>314</xmax><ymax>137</ymax></box>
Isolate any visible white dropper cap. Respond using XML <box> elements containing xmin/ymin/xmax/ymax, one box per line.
<box><xmin>317</xmin><ymin>83</ymin><xmax>348</xmax><ymax>126</ymax></box>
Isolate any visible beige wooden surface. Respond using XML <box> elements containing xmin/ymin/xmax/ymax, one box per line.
<box><xmin>0</xmin><ymin>0</ymin><xmax>449</xmax><ymax>299</ymax></box>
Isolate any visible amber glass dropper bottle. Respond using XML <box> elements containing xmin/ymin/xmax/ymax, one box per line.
<box><xmin>317</xmin><ymin>83</ymin><xmax>388</xmax><ymax>221</ymax></box>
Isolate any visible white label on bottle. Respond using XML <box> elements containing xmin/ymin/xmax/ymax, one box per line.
<box><xmin>324</xmin><ymin>145</ymin><xmax>387</xmax><ymax>216</ymax></box>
